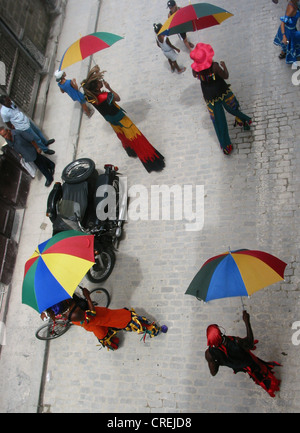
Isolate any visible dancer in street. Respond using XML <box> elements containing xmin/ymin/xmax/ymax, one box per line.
<box><xmin>81</xmin><ymin>65</ymin><xmax>165</xmax><ymax>172</ymax></box>
<box><xmin>65</xmin><ymin>288</ymin><xmax>168</xmax><ymax>351</ymax></box>
<box><xmin>205</xmin><ymin>310</ymin><xmax>281</xmax><ymax>398</ymax></box>
<box><xmin>153</xmin><ymin>23</ymin><xmax>186</xmax><ymax>74</ymax></box>
<box><xmin>273</xmin><ymin>0</ymin><xmax>300</xmax><ymax>63</ymax></box>
<box><xmin>54</xmin><ymin>70</ymin><xmax>94</xmax><ymax>117</ymax></box>
<box><xmin>190</xmin><ymin>43</ymin><xmax>252</xmax><ymax>155</ymax></box>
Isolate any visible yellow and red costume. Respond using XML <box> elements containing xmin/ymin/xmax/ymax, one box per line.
<box><xmin>92</xmin><ymin>92</ymin><xmax>165</xmax><ymax>173</ymax></box>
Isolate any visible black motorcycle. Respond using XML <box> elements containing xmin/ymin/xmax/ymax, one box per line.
<box><xmin>46</xmin><ymin>158</ymin><xmax>126</xmax><ymax>283</ymax></box>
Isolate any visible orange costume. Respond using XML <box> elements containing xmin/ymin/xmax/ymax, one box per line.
<box><xmin>72</xmin><ymin>307</ymin><xmax>131</xmax><ymax>340</ymax></box>
<box><xmin>72</xmin><ymin>307</ymin><xmax>163</xmax><ymax>350</ymax></box>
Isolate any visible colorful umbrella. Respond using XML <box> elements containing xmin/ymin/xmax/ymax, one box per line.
<box><xmin>59</xmin><ymin>32</ymin><xmax>124</xmax><ymax>70</ymax></box>
<box><xmin>22</xmin><ymin>230</ymin><xmax>95</xmax><ymax>313</ymax></box>
<box><xmin>185</xmin><ymin>249</ymin><xmax>287</xmax><ymax>302</ymax></box>
<box><xmin>158</xmin><ymin>3</ymin><xmax>233</xmax><ymax>36</ymax></box>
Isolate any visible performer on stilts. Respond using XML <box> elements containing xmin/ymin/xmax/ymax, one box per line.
<box><xmin>81</xmin><ymin>65</ymin><xmax>165</xmax><ymax>173</ymax></box>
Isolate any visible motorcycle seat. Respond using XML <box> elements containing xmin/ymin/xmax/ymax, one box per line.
<box><xmin>58</xmin><ymin>181</ymin><xmax>88</xmax><ymax>222</ymax></box>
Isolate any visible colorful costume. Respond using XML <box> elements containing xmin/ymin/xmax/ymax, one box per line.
<box><xmin>273</xmin><ymin>5</ymin><xmax>300</xmax><ymax>64</ymax></box>
<box><xmin>91</xmin><ymin>92</ymin><xmax>165</xmax><ymax>173</ymax></box>
<box><xmin>190</xmin><ymin>43</ymin><xmax>251</xmax><ymax>155</ymax></box>
<box><xmin>207</xmin><ymin>325</ymin><xmax>281</xmax><ymax>398</ymax></box>
<box><xmin>195</xmin><ymin>69</ymin><xmax>252</xmax><ymax>155</ymax></box>
<box><xmin>72</xmin><ymin>307</ymin><xmax>162</xmax><ymax>351</ymax></box>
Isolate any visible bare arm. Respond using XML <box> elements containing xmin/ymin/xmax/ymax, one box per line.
<box><xmin>212</xmin><ymin>61</ymin><xmax>229</xmax><ymax>80</ymax></box>
<box><xmin>238</xmin><ymin>310</ymin><xmax>254</xmax><ymax>350</ymax></box>
<box><xmin>166</xmin><ymin>37</ymin><xmax>180</xmax><ymax>52</ymax></box>
<box><xmin>70</xmin><ymin>78</ymin><xmax>79</xmax><ymax>90</ymax></box>
<box><xmin>205</xmin><ymin>348</ymin><xmax>219</xmax><ymax>376</ymax></box>
<box><xmin>5</xmin><ymin>121</ymin><xmax>14</xmax><ymax>129</ymax></box>
<box><xmin>31</xmin><ymin>140</ymin><xmax>42</xmax><ymax>154</ymax></box>
<box><xmin>82</xmin><ymin>288</ymin><xmax>95</xmax><ymax>311</ymax></box>
<box><xmin>103</xmin><ymin>80</ymin><xmax>121</xmax><ymax>102</ymax></box>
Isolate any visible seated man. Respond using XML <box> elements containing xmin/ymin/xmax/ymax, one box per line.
<box><xmin>0</xmin><ymin>126</ymin><xmax>55</xmax><ymax>187</ymax></box>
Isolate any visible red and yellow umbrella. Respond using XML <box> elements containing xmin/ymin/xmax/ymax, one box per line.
<box><xmin>185</xmin><ymin>249</ymin><xmax>287</xmax><ymax>302</ymax></box>
<box><xmin>158</xmin><ymin>3</ymin><xmax>233</xmax><ymax>36</ymax></box>
<box><xmin>59</xmin><ymin>32</ymin><xmax>124</xmax><ymax>70</ymax></box>
<box><xmin>22</xmin><ymin>230</ymin><xmax>95</xmax><ymax>313</ymax></box>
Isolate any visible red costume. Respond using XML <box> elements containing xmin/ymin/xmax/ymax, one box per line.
<box><xmin>207</xmin><ymin>324</ymin><xmax>281</xmax><ymax>398</ymax></box>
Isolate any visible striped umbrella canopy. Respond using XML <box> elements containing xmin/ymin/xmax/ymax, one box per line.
<box><xmin>185</xmin><ymin>249</ymin><xmax>287</xmax><ymax>302</ymax></box>
<box><xmin>59</xmin><ymin>32</ymin><xmax>124</xmax><ymax>70</ymax></box>
<box><xmin>22</xmin><ymin>230</ymin><xmax>95</xmax><ymax>313</ymax></box>
<box><xmin>158</xmin><ymin>3</ymin><xmax>233</xmax><ymax>36</ymax></box>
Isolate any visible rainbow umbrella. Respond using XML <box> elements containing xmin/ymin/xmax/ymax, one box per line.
<box><xmin>59</xmin><ymin>32</ymin><xmax>124</xmax><ymax>70</ymax></box>
<box><xmin>158</xmin><ymin>3</ymin><xmax>233</xmax><ymax>36</ymax></box>
<box><xmin>22</xmin><ymin>230</ymin><xmax>95</xmax><ymax>313</ymax></box>
<box><xmin>185</xmin><ymin>249</ymin><xmax>287</xmax><ymax>302</ymax></box>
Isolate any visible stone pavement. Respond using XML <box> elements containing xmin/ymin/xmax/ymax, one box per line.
<box><xmin>0</xmin><ymin>0</ymin><xmax>300</xmax><ymax>413</ymax></box>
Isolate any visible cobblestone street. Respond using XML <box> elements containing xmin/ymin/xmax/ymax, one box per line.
<box><xmin>0</xmin><ymin>0</ymin><xmax>299</xmax><ymax>413</ymax></box>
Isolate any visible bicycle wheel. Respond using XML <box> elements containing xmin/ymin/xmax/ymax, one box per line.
<box><xmin>35</xmin><ymin>320</ymin><xmax>71</xmax><ymax>341</ymax></box>
<box><xmin>89</xmin><ymin>287</ymin><xmax>110</xmax><ymax>308</ymax></box>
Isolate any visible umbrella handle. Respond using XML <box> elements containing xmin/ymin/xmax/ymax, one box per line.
<box><xmin>240</xmin><ymin>296</ymin><xmax>245</xmax><ymax>310</ymax></box>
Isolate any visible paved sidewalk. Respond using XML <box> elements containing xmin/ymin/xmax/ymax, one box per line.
<box><xmin>1</xmin><ymin>0</ymin><xmax>300</xmax><ymax>413</ymax></box>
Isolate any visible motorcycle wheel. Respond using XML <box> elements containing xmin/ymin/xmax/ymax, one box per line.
<box><xmin>86</xmin><ymin>248</ymin><xmax>116</xmax><ymax>283</ymax></box>
<box><xmin>62</xmin><ymin>158</ymin><xmax>95</xmax><ymax>184</ymax></box>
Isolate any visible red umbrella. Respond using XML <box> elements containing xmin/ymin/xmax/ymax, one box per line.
<box><xmin>158</xmin><ymin>3</ymin><xmax>233</xmax><ymax>36</ymax></box>
<box><xmin>59</xmin><ymin>32</ymin><xmax>123</xmax><ymax>70</ymax></box>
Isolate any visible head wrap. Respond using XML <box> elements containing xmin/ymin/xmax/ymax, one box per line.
<box><xmin>207</xmin><ymin>324</ymin><xmax>223</xmax><ymax>347</ymax></box>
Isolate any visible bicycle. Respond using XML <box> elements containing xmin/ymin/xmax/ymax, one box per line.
<box><xmin>35</xmin><ymin>287</ymin><xmax>110</xmax><ymax>341</ymax></box>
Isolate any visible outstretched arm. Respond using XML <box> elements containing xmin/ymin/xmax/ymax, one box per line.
<box><xmin>103</xmin><ymin>80</ymin><xmax>121</xmax><ymax>102</ymax></box>
<box><xmin>239</xmin><ymin>310</ymin><xmax>254</xmax><ymax>350</ymax></box>
<box><xmin>212</xmin><ymin>61</ymin><xmax>229</xmax><ymax>79</ymax></box>
<box><xmin>82</xmin><ymin>288</ymin><xmax>95</xmax><ymax>311</ymax></box>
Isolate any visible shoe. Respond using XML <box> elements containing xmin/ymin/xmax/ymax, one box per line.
<box><xmin>160</xmin><ymin>325</ymin><xmax>168</xmax><ymax>333</ymax></box>
<box><xmin>278</xmin><ymin>52</ymin><xmax>286</xmax><ymax>60</ymax></box>
<box><xmin>45</xmin><ymin>178</ymin><xmax>53</xmax><ymax>187</ymax></box>
<box><xmin>44</xmin><ymin>149</ymin><xmax>55</xmax><ymax>155</ymax></box>
<box><xmin>178</xmin><ymin>67</ymin><xmax>186</xmax><ymax>74</ymax></box>
<box><xmin>46</xmin><ymin>139</ymin><xmax>55</xmax><ymax>146</ymax></box>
